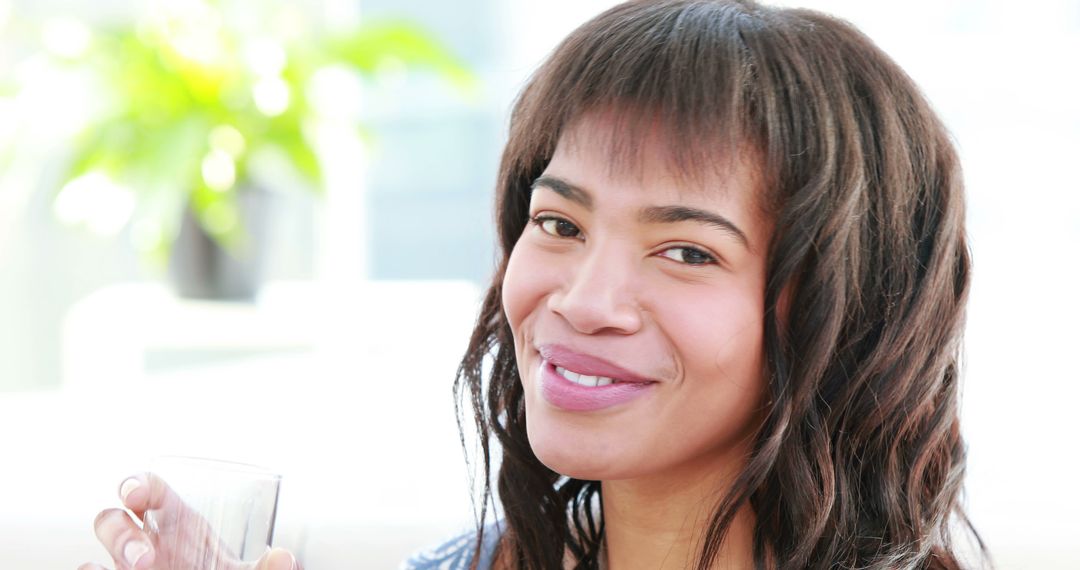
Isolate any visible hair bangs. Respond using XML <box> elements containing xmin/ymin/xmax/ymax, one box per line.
<box><xmin>510</xmin><ymin>1</ymin><xmax>762</xmax><ymax>190</ymax></box>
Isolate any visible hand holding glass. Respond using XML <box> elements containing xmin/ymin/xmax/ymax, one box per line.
<box><xmin>82</xmin><ymin>456</ymin><xmax>297</xmax><ymax>570</ymax></box>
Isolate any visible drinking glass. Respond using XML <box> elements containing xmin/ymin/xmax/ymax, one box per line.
<box><xmin>143</xmin><ymin>456</ymin><xmax>282</xmax><ymax>569</ymax></box>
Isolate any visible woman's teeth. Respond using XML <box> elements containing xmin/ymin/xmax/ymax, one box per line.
<box><xmin>555</xmin><ymin>365</ymin><xmax>616</xmax><ymax>387</ymax></box>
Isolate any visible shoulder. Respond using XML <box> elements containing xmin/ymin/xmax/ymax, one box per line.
<box><xmin>400</xmin><ymin>522</ymin><xmax>505</xmax><ymax>570</ymax></box>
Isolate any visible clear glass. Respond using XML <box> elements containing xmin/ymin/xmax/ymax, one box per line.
<box><xmin>143</xmin><ymin>456</ymin><xmax>282</xmax><ymax>569</ymax></box>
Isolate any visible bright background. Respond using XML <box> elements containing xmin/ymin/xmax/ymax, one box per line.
<box><xmin>0</xmin><ymin>0</ymin><xmax>1077</xmax><ymax>568</ymax></box>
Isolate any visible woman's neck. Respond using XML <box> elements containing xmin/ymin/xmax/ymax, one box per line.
<box><xmin>599</xmin><ymin>461</ymin><xmax>755</xmax><ymax>570</ymax></box>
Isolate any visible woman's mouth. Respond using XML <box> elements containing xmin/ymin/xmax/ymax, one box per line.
<box><xmin>539</xmin><ymin>358</ymin><xmax>657</xmax><ymax>412</ymax></box>
<box><xmin>538</xmin><ymin>343</ymin><xmax>658</xmax><ymax>385</ymax></box>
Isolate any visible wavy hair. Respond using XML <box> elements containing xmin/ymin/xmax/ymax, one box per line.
<box><xmin>454</xmin><ymin>1</ymin><xmax>984</xmax><ymax>568</ymax></box>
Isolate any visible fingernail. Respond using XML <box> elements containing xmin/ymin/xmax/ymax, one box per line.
<box><xmin>119</xmin><ymin>478</ymin><xmax>140</xmax><ymax>502</ymax></box>
<box><xmin>124</xmin><ymin>541</ymin><xmax>149</xmax><ymax>568</ymax></box>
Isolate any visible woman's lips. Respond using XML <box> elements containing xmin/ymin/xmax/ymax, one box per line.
<box><xmin>537</xmin><ymin>351</ymin><xmax>657</xmax><ymax>412</ymax></box>
<box><xmin>537</xmin><ymin>344</ymin><xmax>657</xmax><ymax>384</ymax></box>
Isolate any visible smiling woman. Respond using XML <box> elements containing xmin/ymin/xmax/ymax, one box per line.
<box><xmin>74</xmin><ymin>0</ymin><xmax>983</xmax><ymax>567</ymax></box>
<box><xmin>426</xmin><ymin>0</ymin><xmax>982</xmax><ymax>569</ymax></box>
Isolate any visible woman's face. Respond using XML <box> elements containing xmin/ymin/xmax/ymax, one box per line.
<box><xmin>502</xmin><ymin>116</ymin><xmax>772</xmax><ymax>481</ymax></box>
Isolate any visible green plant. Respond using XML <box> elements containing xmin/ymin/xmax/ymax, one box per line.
<box><xmin>52</xmin><ymin>0</ymin><xmax>470</xmax><ymax>261</ymax></box>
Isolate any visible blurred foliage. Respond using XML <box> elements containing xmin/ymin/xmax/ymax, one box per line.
<box><xmin>29</xmin><ymin>0</ymin><xmax>471</xmax><ymax>260</ymax></box>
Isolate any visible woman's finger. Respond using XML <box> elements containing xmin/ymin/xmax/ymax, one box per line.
<box><xmin>92</xmin><ymin>508</ymin><xmax>157</xmax><ymax>570</ymax></box>
<box><xmin>116</xmin><ymin>472</ymin><xmax>188</xmax><ymax>522</ymax></box>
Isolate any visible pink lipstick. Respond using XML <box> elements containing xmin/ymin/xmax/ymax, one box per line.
<box><xmin>537</xmin><ymin>345</ymin><xmax>657</xmax><ymax>412</ymax></box>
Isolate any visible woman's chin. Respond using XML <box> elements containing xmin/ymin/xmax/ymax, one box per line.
<box><xmin>528</xmin><ymin>428</ymin><xmax>641</xmax><ymax>481</ymax></box>
<box><xmin>537</xmin><ymin>452</ymin><xmax>615</xmax><ymax>481</ymax></box>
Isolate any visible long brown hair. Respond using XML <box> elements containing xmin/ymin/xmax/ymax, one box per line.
<box><xmin>454</xmin><ymin>1</ymin><xmax>984</xmax><ymax>568</ymax></box>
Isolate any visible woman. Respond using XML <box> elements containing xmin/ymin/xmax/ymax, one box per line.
<box><xmin>410</xmin><ymin>0</ymin><xmax>982</xmax><ymax>568</ymax></box>
<box><xmin>84</xmin><ymin>1</ymin><xmax>983</xmax><ymax>569</ymax></box>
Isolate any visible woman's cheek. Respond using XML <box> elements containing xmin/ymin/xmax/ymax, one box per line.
<box><xmin>501</xmin><ymin>242</ymin><xmax>547</xmax><ymax>333</ymax></box>
<box><xmin>653</xmin><ymin>278</ymin><xmax>765</xmax><ymax>376</ymax></box>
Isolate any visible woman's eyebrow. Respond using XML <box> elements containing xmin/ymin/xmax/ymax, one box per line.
<box><xmin>532</xmin><ymin>175</ymin><xmax>750</xmax><ymax>250</ymax></box>
<box><xmin>531</xmin><ymin>176</ymin><xmax>593</xmax><ymax>208</ymax></box>
<box><xmin>639</xmin><ymin>205</ymin><xmax>751</xmax><ymax>250</ymax></box>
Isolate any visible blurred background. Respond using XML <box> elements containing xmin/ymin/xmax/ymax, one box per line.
<box><xmin>0</xmin><ymin>0</ymin><xmax>1076</xmax><ymax>567</ymax></box>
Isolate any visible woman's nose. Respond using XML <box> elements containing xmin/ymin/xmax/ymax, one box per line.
<box><xmin>546</xmin><ymin>245</ymin><xmax>643</xmax><ymax>335</ymax></box>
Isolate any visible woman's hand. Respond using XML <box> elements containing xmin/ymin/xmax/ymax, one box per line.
<box><xmin>78</xmin><ymin>473</ymin><xmax>300</xmax><ymax>570</ymax></box>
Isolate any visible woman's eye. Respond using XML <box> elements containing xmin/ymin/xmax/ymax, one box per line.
<box><xmin>658</xmin><ymin>246</ymin><xmax>716</xmax><ymax>266</ymax></box>
<box><xmin>533</xmin><ymin>216</ymin><xmax>581</xmax><ymax>238</ymax></box>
